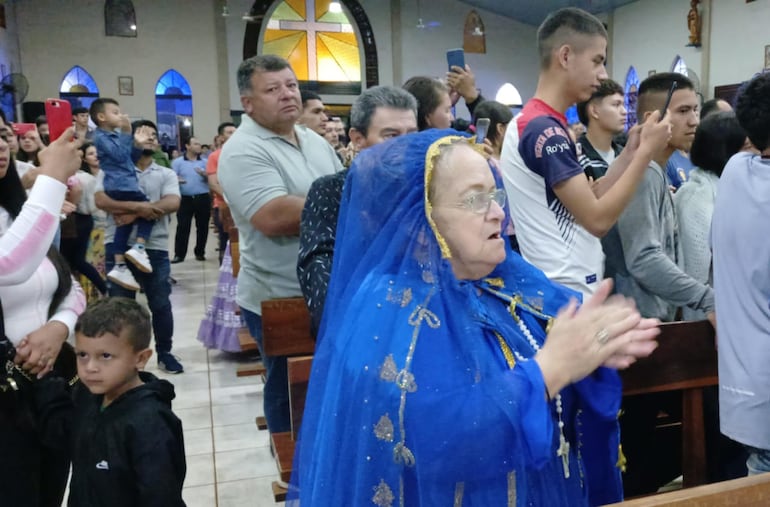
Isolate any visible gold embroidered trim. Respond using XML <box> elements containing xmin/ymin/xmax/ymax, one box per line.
<box><xmin>372</xmin><ymin>479</ymin><xmax>395</xmax><ymax>506</ymax></box>
<box><xmin>423</xmin><ymin>136</ymin><xmax>486</xmax><ymax>260</ymax></box>
<box><xmin>386</xmin><ymin>287</ymin><xmax>413</xmax><ymax>308</ymax></box>
<box><xmin>494</xmin><ymin>331</ymin><xmax>516</xmax><ymax>369</ymax></box>
<box><xmin>374</xmin><ymin>414</ymin><xmax>395</xmax><ymax>442</ymax></box>
<box><xmin>507</xmin><ymin>471</ymin><xmax>517</xmax><ymax>507</ymax></box>
<box><xmin>453</xmin><ymin>482</ymin><xmax>465</xmax><ymax>506</ymax></box>
<box><xmin>484</xmin><ymin>277</ymin><xmax>505</xmax><ymax>288</ymax></box>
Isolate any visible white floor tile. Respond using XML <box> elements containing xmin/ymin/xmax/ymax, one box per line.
<box><xmin>212</xmin><ymin>423</ymin><xmax>267</xmax><ymax>453</ymax></box>
<box><xmin>215</xmin><ymin>447</ymin><xmax>277</xmax><ymax>483</ymax></box>
<box><xmin>184</xmin><ymin>428</ymin><xmax>215</xmax><ymax>456</ymax></box>
<box><xmin>182</xmin><ymin>484</ymin><xmax>217</xmax><ymax>507</ymax></box>
<box><xmin>185</xmin><ymin>453</ymin><xmax>216</xmax><ymax>487</ymax></box>
<box><xmin>217</xmin><ymin>477</ymin><xmax>277</xmax><ymax>507</ymax></box>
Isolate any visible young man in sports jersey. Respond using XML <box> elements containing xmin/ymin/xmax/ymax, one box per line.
<box><xmin>499</xmin><ymin>7</ymin><xmax>671</xmax><ymax>298</ymax></box>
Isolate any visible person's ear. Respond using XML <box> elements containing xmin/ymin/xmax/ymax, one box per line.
<box><xmin>135</xmin><ymin>348</ymin><xmax>153</xmax><ymax>371</ymax></box>
<box><xmin>642</xmin><ymin>110</ymin><xmax>653</xmax><ymax>123</ymax></box>
<box><xmin>589</xmin><ymin>102</ymin><xmax>600</xmax><ymax>120</ymax></box>
<box><xmin>240</xmin><ymin>96</ymin><xmax>253</xmax><ymax>115</ymax></box>
<box><xmin>348</xmin><ymin>128</ymin><xmax>366</xmax><ymax>150</ymax></box>
<box><xmin>557</xmin><ymin>44</ymin><xmax>571</xmax><ymax>69</ymax></box>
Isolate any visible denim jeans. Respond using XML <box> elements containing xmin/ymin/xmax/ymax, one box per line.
<box><xmin>746</xmin><ymin>446</ymin><xmax>770</xmax><ymax>476</ymax></box>
<box><xmin>105</xmin><ymin>243</ymin><xmax>174</xmax><ymax>354</ymax></box>
<box><xmin>241</xmin><ymin>307</ymin><xmax>290</xmax><ymax>434</ymax></box>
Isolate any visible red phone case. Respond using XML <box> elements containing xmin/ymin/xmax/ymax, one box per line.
<box><xmin>45</xmin><ymin>99</ymin><xmax>73</xmax><ymax>142</ymax></box>
<box><xmin>11</xmin><ymin>123</ymin><xmax>36</xmax><ymax>136</ymax></box>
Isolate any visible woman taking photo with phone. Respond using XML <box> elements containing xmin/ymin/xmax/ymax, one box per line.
<box><xmin>0</xmin><ymin>114</ymin><xmax>86</xmax><ymax>507</ymax></box>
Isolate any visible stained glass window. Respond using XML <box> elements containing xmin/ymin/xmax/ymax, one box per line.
<box><xmin>155</xmin><ymin>70</ymin><xmax>193</xmax><ymax>150</ymax></box>
<box><xmin>672</xmin><ymin>55</ymin><xmax>688</xmax><ymax>77</ymax></box>
<box><xmin>624</xmin><ymin>66</ymin><xmax>640</xmax><ymax>131</ymax></box>
<box><xmin>59</xmin><ymin>66</ymin><xmax>100</xmax><ymax>110</ymax></box>
<box><xmin>262</xmin><ymin>0</ymin><xmax>361</xmax><ymax>93</ymax></box>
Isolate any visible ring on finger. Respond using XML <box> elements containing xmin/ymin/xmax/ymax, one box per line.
<box><xmin>596</xmin><ymin>328</ymin><xmax>611</xmax><ymax>345</ymax></box>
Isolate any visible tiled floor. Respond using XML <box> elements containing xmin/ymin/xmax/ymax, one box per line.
<box><xmin>136</xmin><ymin>235</ymin><xmax>279</xmax><ymax>506</ymax></box>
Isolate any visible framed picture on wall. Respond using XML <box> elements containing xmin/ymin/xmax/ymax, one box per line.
<box><xmin>764</xmin><ymin>45</ymin><xmax>770</xmax><ymax>70</ymax></box>
<box><xmin>118</xmin><ymin>76</ymin><xmax>134</xmax><ymax>96</ymax></box>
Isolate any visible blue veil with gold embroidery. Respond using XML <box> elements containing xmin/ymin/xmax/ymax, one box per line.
<box><xmin>288</xmin><ymin>129</ymin><xmax>623</xmax><ymax>506</ymax></box>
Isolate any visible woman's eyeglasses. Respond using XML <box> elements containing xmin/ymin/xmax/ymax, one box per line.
<box><xmin>454</xmin><ymin>189</ymin><xmax>507</xmax><ymax>214</ymax></box>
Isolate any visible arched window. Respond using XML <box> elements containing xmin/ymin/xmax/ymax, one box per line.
<box><xmin>624</xmin><ymin>66</ymin><xmax>640</xmax><ymax>131</ymax></box>
<box><xmin>243</xmin><ymin>0</ymin><xmax>378</xmax><ymax>95</ymax></box>
<box><xmin>59</xmin><ymin>66</ymin><xmax>100</xmax><ymax>110</ymax></box>
<box><xmin>105</xmin><ymin>0</ymin><xmax>137</xmax><ymax>37</ymax></box>
<box><xmin>155</xmin><ymin>70</ymin><xmax>192</xmax><ymax>151</ymax></box>
<box><xmin>671</xmin><ymin>55</ymin><xmax>688</xmax><ymax>77</ymax></box>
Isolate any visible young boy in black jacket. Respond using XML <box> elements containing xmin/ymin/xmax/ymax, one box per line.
<box><xmin>69</xmin><ymin>298</ymin><xmax>186</xmax><ymax>506</ymax></box>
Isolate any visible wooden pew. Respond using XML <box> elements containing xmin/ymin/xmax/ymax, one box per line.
<box><xmin>604</xmin><ymin>473</ymin><xmax>770</xmax><ymax>506</ymax></box>
<box><xmin>620</xmin><ymin>320</ymin><xmax>717</xmax><ymax>489</ymax></box>
<box><xmin>261</xmin><ymin>298</ymin><xmax>314</xmax><ymax>501</ymax></box>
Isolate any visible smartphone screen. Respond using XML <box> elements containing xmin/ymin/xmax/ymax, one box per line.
<box><xmin>475</xmin><ymin>118</ymin><xmax>490</xmax><ymax>144</ymax></box>
<box><xmin>660</xmin><ymin>82</ymin><xmax>678</xmax><ymax>119</ymax></box>
<box><xmin>446</xmin><ymin>48</ymin><xmax>465</xmax><ymax>72</ymax></box>
<box><xmin>45</xmin><ymin>98</ymin><xmax>73</xmax><ymax>142</ymax></box>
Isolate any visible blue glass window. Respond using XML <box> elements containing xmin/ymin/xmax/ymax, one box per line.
<box><xmin>59</xmin><ymin>66</ymin><xmax>100</xmax><ymax>110</ymax></box>
<box><xmin>155</xmin><ymin>70</ymin><xmax>193</xmax><ymax>151</ymax></box>
<box><xmin>624</xmin><ymin>66</ymin><xmax>640</xmax><ymax>131</ymax></box>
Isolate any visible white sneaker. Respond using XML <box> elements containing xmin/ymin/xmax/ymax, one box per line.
<box><xmin>107</xmin><ymin>265</ymin><xmax>140</xmax><ymax>291</ymax></box>
<box><xmin>125</xmin><ymin>246</ymin><xmax>153</xmax><ymax>273</ymax></box>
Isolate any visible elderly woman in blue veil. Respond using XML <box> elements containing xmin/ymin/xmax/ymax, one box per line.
<box><xmin>289</xmin><ymin>130</ymin><xmax>660</xmax><ymax>506</ymax></box>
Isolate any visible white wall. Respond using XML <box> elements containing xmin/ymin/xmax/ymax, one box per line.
<box><xmin>397</xmin><ymin>0</ymin><xmax>538</xmax><ymax>119</ymax></box>
<box><xmin>611</xmin><ymin>0</ymin><xmax>703</xmax><ymax>92</ymax></box>
<box><xmin>15</xmin><ymin>0</ymin><xmax>225</xmax><ymax>143</ymax></box>
<box><xmin>710</xmin><ymin>0</ymin><xmax>769</xmax><ymax>90</ymax></box>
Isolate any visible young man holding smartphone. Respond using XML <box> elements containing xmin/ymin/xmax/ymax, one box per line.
<box><xmin>499</xmin><ymin>7</ymin><xmax>671</xmax><ymax>298</ymax></box>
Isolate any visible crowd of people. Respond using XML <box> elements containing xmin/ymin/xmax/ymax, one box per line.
<box><xmin>2</xmin><ymin>4</ymin><xmax>770</xmax><ymax>506</ymax></box>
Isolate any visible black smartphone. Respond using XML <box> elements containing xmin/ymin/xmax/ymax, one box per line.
<box><xmin>660</xmin><ymin>82</ymin><xmax>678</xmax><ymax>119</ymax></box>
<box><xmin>475</xmin><ymin>118</ymin><xmax>490</xmax><ymax>144</ymax></box>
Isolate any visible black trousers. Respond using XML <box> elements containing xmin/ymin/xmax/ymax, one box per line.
<box><xmin>174</xmin><ymin>193</ymin><xmax>211</xmax><ymax>260</ymax></box>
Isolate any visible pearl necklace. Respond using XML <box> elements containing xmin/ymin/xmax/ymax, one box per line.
<box><xmin>513</xmin><ymin>313</ymin><xmax>571</xmax><ymax>479</ymax></box>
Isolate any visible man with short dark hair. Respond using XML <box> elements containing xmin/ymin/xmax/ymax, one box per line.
<box><xmin>576</xmin><ymin>79</ymin><xmax>626</xmax><ymax>180</ymax></box>
<box><xmin>701</xmin><ymin>97</ymin><xmax>732</xmax><ymax>119</ymax></box>
<box><xmin>297</xmin><ymin>85</ymin><xmax>418</xmax><ymax>336</ymax></box>
<box><xmin>95</xmin><ymin>119</ymin><xmax>184</xmax><ymax>373</ymax></box>
<box><xmin>606</xmin><ymin>73</ymin><xmax>715</xmax><ymax>495</ymax></box>
<box><xmin>500</xmin><ymin>7</ymin><xmax>671</xmax><ymax>298</ymax></box>
<box><xmin>297</xmin><ymin>90</ymin><xmax>328</xmax><ymax>135</ymax></box>
<box><xmin>171</xmin><ymin>137</ymin><xmax>209</xmax><ymax>263</ymax></box>
<box><xmin>218</xmin><ymin>55</ymin><xmax>341</xmax><ymax>435</ymax></box>
<box><xmin>604</xmin><ymin>72</ymin><xmax>713</xmax><ymax>323</ymax></box>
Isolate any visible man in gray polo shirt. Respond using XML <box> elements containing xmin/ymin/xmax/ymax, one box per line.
<box><xmin>95</xmin><ymin>119</ymin><xmax>184</xmax><ymax>374</ymax></box>
<box><xmin>219</xmin><ymin>55</ymin><xmax>341</xmax><ymax>434</ymax></box>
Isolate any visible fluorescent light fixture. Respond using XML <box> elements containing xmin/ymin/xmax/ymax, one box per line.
<box><xmin>495</xmin><ymin>83</ymin><xmax>522</xmax><ymax>107</ymax></box>
<box><xmin>329</xmin><ymin>1</ymin><xmax>342</xmax><ymax>13</ymax></box>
